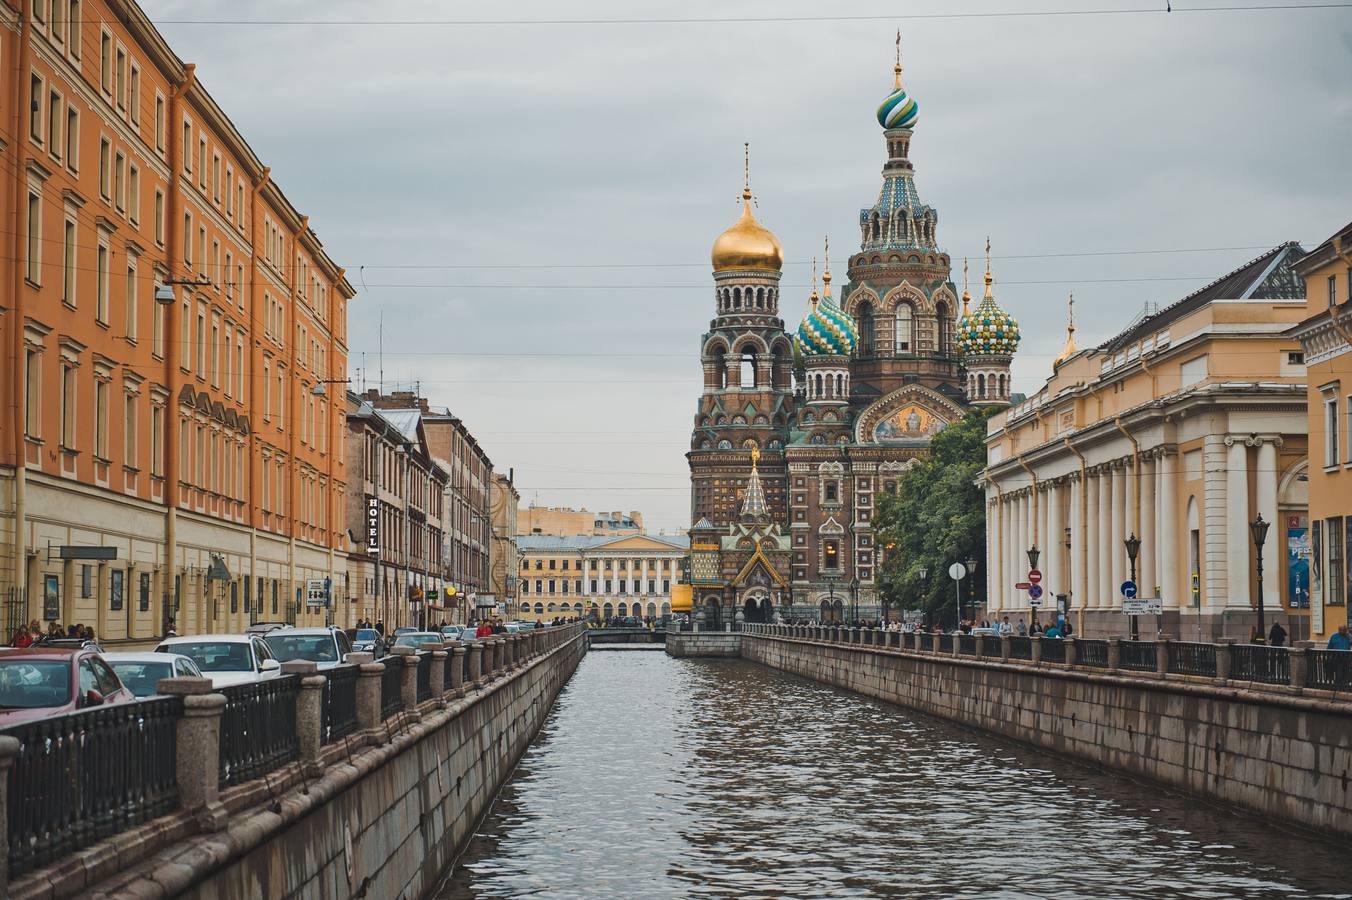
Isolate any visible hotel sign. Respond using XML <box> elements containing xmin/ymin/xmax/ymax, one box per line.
<box><xmin>366</xmin><ymin>496</ymin><xmax>380</xmax><ymax>556</ymax></box>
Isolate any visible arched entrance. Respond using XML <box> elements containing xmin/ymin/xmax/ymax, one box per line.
<box><xmin>702</xmin><ymin>596</ymin><xmax>722</xmax><ymax>629</ymax></box>
<box><xmin>819</xmin><ymin>598</ymin><xmax>845</xmax><ymax>623</ymax></box>
<box><xmin>741</xmin><ymin>589</ymin><xmax>773</xmax><ymax>624</ymax></box>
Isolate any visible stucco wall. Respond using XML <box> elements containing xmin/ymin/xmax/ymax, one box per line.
<box><xmin>743</xmin><ymin>633</ymin><xmax>1352</xmax><ymax>837</ymax></box>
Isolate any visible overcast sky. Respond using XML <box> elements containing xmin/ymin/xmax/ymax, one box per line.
<box><xmin>143</xmin><ymin>0</ymin><xmax>1351</xmax><ymax>532</ymax></box>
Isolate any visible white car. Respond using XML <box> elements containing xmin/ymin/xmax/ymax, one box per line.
<box><xmin>103</xmin><ymin>651</ymin><xmax>205</xmax><ymax>698</ymax></box>
<box><xmin>263</xmin><ymin>627</ymin><xmax>353</xmax><ymax>671</ymax></box>
<box><xmin>153</xmin><ymin>634</ymin><xmax>282</xmax><ymax>688</ymax></box>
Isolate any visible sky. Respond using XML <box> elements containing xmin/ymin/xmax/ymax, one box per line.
<box><xmin>141</xmin><ymin>0</ymin><xmax>1352</xmax><ymax>532</ymax></box>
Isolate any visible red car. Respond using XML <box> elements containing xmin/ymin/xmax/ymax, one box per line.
<box><xmin>0</xmin><ymin>648</ymin><xmax>136</xmax><ymax>725</ymax></box>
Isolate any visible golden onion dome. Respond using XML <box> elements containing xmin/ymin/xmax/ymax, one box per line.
<box><xmin>711</xmin><ymin>188</ymin><xmax>783</xmax><ymax>273</ymax></box>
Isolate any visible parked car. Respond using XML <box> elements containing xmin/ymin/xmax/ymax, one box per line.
<box><xmin>446</xmin><ymin>626</ymin><xmax>479</xmax><ymax>642</ymax></box>
<box><xmin>153</xmin><ymin>634</ymin><xmax>282</xmax><ymax>688</ymax></box>
<box><xmin>245</xmin><ymin>622</ymin><xmax>292</xmax><ymax>636</ymax></box>
<box><xmin>391</xmin><ymin>631</ymin><xmax>446</xmax><ymax>650</ymax></box>
<box><xmin>0</xmin><ymin>648</ymin><xmax>135</xmax><ymax>724</ymax></box>
<box><xmin>32</xmin><ymin>636</ymin><xmax>105</xmax><ymax>653</ymax></box>
<box><xmin>264</xmin><ymin>627</ymin><xmax>353</xmax><ymax>670</ymax></box>
<box><xmin>351</xmin><ymin>628</ymin><xmax>386</xmax><ymax>658</ymax></box>
<box><xmin>103</xmin><ymin>651</ymin><xmax>204</xmax><ymax>698</ymax></box>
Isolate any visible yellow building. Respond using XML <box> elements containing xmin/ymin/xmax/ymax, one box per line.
<box><xmin>1290</xmin><ymin>221</ymin><xmax>1352</xmax><ymax>642</ymax></box>
<box><xmin>518</xmin><ymin>506</ymin><xmax>643</xmax><ymax>537</ymax></box>
<box><xmin>516</xmin><ymin>533</ymin><xmax>687</xmax><ymax>623</ymax></box>
<box><xmin>983</xmin><ymin>244</ymin><xmax>1310</xmax><ymax>640</ymax></box>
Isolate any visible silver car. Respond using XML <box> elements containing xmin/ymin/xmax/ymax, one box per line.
<box><xmin>103</xmin><ymin>651</ymin><xmax>204</xmax><ymax>698</ymax></box>
<box><xmin>264</xmin><ymin>627</ymin><xmax>353</xmax><ymax>670</ymax></box>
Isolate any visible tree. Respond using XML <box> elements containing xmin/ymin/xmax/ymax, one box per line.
<box><xmin>875</xmin><ymin>409</ymin><xmax>993</xmax><ymax>625</ymax></box>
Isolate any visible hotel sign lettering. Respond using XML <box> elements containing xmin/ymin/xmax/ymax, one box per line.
<box><xmin>366</xmin><ymin>496</ymin><xmax>380</xmax><ymax>557</ymax></box>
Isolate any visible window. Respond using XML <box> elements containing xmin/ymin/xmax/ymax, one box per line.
<box><xmin>25</xmin><ymin>193</ymin><xmax>41</xmax><ymax>284</ymax></box>
<box><xmin>29</xmin><ymin>74</ymin><xmax>43</xmax><ymax>142</ymax></box>
<box><xmin>1329</xmin><ymin>516</ymin><xmax>1345</xmax><ymax>606</ymax></box>
<box><xmin>182</xmin><ymin>120</ymin><xmax>192</xmax><ymax>171</ymax></box>
<box><xmin>62</xmin><ymin>220</ymin><xmax>75</xmax><ymax>303</ymax></box>
<box><xmin>152</xmin><ymin>280</ymin><xmax>165</xmax><ymax>357</ymax></box>
<box><xmin>825</xmin><ymin>481</ymin><xmax>838</xmax><ymax>502</ymax></box>
<box><xmin>128</xmin><ymin>165</ymin><xmax>139</xmax><ymax>224</ymax></box>
<box><xmin>154</xmin><ymin>94</ymin><xmax>164</xmax><ymax>150</ymax></box>
<box><xmin>154</xmin><ymin>190</ymin><xmax>164</xmax><ymax>245</ymax></box>
<box><xmin>212</xmin><ymin>153</ymin><xmax>220</xmax><ymax>203</ymax></box>
<box><xmin>895</xmin><ymin>303</ymin><xmax>913</xmax><ymax>351</ymax></box>
<box><xmin>25</xmin><ymin>351</ymin><xmax>41</xmax><ymax>438</ymax></box>
<box><xmin>61</xmin><ymin>365</ymin><xmax>75</xmax><ymax>447</ymax></box>
<box><xmin>151</xmin><ymin>404</ymin><xmax>163</xmax><ymax>476</ymax></box>
<box><xmin>48</xmin><ymin>90</ymin><xmax>62</xmax><ymax>157</ymax></box>
<box><xmin>124</xmin><ymin>394</ymin><xmax>137</xmax><ymax>466</ymax></box>
<box><xmin>113</xmin><ymin>151</ymin><xmax>125</xmax><ymax>211</ymax></box>
<box><xmin>129</xmin><ymin>65</ymin><xmax>139</xmax><ymax>124</ymax></box>
<box><xmin>1179</xmin><ymin>354</ymin><xmax>1208</xmax><ymax>389</ymax></box>
<box><xmin>823</xmin><ymin>539</ymin><xmax>840</xmax><ymax>570</ymax></box>
<box><xmin>182</xmin><ymin>212</ymin><xmax>192</xmax><ymax>264</ymax></box>
<box><xmin>1330</xmin><ymin>275</ymin><xmax>1339</xmax><ymax>309</ymax></box>
<box><xmin>124</xmin><ymin>263</ymin><xmax>137</xmax><ymax>341</ymax></box>
<box><xmin>100</xmin><ymin>31</ymin><xmax>111</xmax><ymax>94</ymax></box>
<box><xmin>198</xmin><ymin>138</ymin><xmax>207</xmax><ymax>188</ymax></box>
<box><xmin>68</xmin><ymin>2</ymin><xmax>80</xmax><ymax>56</ymax></box>
<box><xmin>195</xmin><ymin>308</ymin><xmax>206</xmax><ymax>378</ymax></box>
<box><xmin>65</xmin><ymin>106</ymin><xmax>79</xmax><ymax>172</ymax></box>
<box><xmin>99</xmin><ymin>137</ymin><xmax>110</xmax><ymax>199</ymax></box>
<box><xmin>96</xmin><ymin>245</ymin><xmax>109</xmax><ymax>324</ymax></box>
<box><xmin>94</xmin><ymin>378</ymin><xmax>108</xmax><ymax>458</ymax></box>
<box><xmin>114</xmin><ymin>47</ymin><xmax>125</xmax><ymax>110</ymax></box>
<box><xmin>1327</xmin><ymin>395</ymin><xmax>1340</xmax><ymax>469</ymax></box>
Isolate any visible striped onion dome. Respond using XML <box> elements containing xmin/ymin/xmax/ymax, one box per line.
<box><xmin>794</xmin><ymin>274</ymin><xmax>858</xmax><ymax>357</ymax></box>
<box><xmin>877</xmin><ymin>84</ymin><xmax>918</xmax><ymax>130</ymax></box>
<box><xmin>957</xmin><ymin>266</ymin><xmax>1021</xmax><ymax>358</ymax></box>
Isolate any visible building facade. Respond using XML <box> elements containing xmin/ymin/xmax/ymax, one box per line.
<box><xmin>518</xmin><ymin>506</ymin><xmax>643</xmax><ymax>537</ymax></box>
<box><xmin>1290</xmin><ymin>220</ymin><xmax>1352</xmax><ymax>642</ymax></box>
<box><xmin>983</xmin><ymin>244</ymin><xmax>1310</xmax><ymax>640</ymax></box>
<box><xmin>0</xmin><ymin>1</ymin><xmax>355</xmax><ymax>642</ymax></box>
<box><xmin>343</xmin><ymin>394</ymin><xmax>446</xmax><ymax>629</ymax></box>
<box><xmin>516</xmin><ymin>533</ymin><xmax>688</xmax><ymax>623</ymax></box>
<box><xmin>489</xmin><ymin>472</ymin><xmax>520</xmax><ymax>620</ymax></box>
<box><xmin>686</xmin><ymin>48</ymin><xmax>1019</xmax><ymax>625</ymax></box>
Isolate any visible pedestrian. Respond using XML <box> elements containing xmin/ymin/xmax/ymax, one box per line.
<box><xmin>375</xmin><ymin>620</ymin><xmax>385</xmax><ymax>636</ymax></box>
<box><xmin>11</xmin><ymin>625</ymin><xmax>32</xmax><ymax>648</ymax></box>
<box><xmin>1327</xmin><ymin>624</ymin><xmax>1351</xmax><ymax>651</ymax></box>
<box><xmin>47</xmin><ymin>621</ymin><xmax>62</xmax><ymax>638</ymax></box>
<box><xmin>1044</xmin><ymin>620</ymin><xmax>1063</xmax><ymax>639</ymax></box>
<box><xmin>1030</xmin><ymin>620</ymin><xmax>1043</xmax><ymax>637</ymax></box>
<box><xmin>1063</xmin><ymin>618</ymin><xmax>1074</xmax><ymax>638</ymax></box>
<box><xmin>999</xmin><ymin>616</ymin><xmax>1012</xmax><ymax>636</ymax></box>
<box><xmin>1016</xmin><ymin>618</ymin><xmax>1027</xmax><ymax>637</ymax></box>
<box><xmin>1249</xmin><ymin>625</ymin><xmax>1266</xmax><ymax>645</ymax></box>
<box><xmin>1268</xmin><ymin>620</ymin><xmax>1287</xmax><ymax>648</ymax></box>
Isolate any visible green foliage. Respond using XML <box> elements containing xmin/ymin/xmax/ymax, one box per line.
<box><xmin>874</xmin><ymin>409</ymin><xmax>993</xmax><ymax>621</ymax></box>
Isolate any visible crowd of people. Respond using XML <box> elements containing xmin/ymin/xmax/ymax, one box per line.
<box><xmin>8</xmin><ymin>620</ymin><xmax>98</xmax><ymax>647</ymax></box>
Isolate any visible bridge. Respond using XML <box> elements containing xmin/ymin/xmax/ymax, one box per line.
<box><xmin>586</xmin><ymin>626</ymin><xmax>665</xmax><ymax>649</ymax></box>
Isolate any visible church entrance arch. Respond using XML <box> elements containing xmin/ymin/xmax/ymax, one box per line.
<box><xmin>701</xmin><ymin>595</ymin><xmax>722</xmax><ymax>629</ymax></box>
<box><xmin>819</xmin><ymin>598</ymin><xmax>845</xmax><ymax>623</ymax></box>
<box><xmin>741</xmin><ymin>588</ymin><xmax>773</xmax><ymax>624</ymax></box>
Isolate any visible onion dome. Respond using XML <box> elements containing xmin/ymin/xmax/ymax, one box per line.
<box><xmin>957</xmin><ymin>239</ymin><xmax>1021</xmax><ymax>358</ymax></box>
<box><xmin>794</xmin><ymin>261</ymin><xmax>857</xmax><ymax>357</ymax></box>
<box><xmin>712</xmin><ymin>187</ymin><xmax>783</xmax><ymax>272</ymax></box>
<box><xmin>876</xmin><ymin>32</ymin><xmax>918</xmax><ymax>130</ymax></box>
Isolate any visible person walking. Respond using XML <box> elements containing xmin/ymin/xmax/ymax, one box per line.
<box><xmin>1016</xmin><ymin>618</ymin><xmax>1027</xmax><ymax>637</ymax></box>
<box><xmin>1268</xmin><ymin>620</ymin><xmax>1287</xmax><ymax>648</ymax></box>
<box><xmin>1327</xmin><ymin>624</ymin><xmax>1351</xmax><ymax>651</ymax></box>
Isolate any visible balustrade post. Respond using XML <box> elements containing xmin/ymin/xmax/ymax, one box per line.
<box><xmin>1031</xmin><ymin>635</ymin><xmax>1043</xmax><ymax>666</ymax></box>
<box><xmin>1107</xmin><ymin>637</ymin><xmax>1121</xmax><ymax>672</ymax></box>
<box><xmin>1000</xmin><ymin>633</ymin><xmax>1011</xmax><ymax>662</ymax></box>
<box><xmin>158</xmin><ymin>677</ymin><xmax>228</xmax><ymax>831</ymax></box>
<box><xmin>282</xmin><ymin>661</ymin><xmax>325</xmax><ymax>777</ymax></box>
<box><xmin>430</xmin><ymin>647</ymin><xmax>448</xmax><ymax>703</ymax></box>
<box><xmin>468</xmin><ymin>642</ymin><xmax>484</xmax><ymax>688</ymax></box>
<box><xmin>952</xmin><ymin>634</ymin><xmax>962</xmax><ymax>659</ymax></box>
<box><xmin>450</xmin><ymin>644</ymin><xmax>467</xmax><ymax>697</ymax></box>
<box><xmin>393</xmin><ymin>647</ymin><xmax>421</xmax><ymax>720</ymax></box>
<box><xmin>1215</xmin><ymin>638</ymin><xmax>1236</xmax><ymax>683</ymax></box>
<box><xmin>1155</xmin><ymin>639</ymin><xmax>1170</xmax><ymax>678</ymax></box>
<box><xmin>1289</xmin><ymin>645</ymin><xmax>1308</xmax><ymax>690</ymax></box>
<box><xmin>1064</xmin><ymin>638</ymin><xmax>1078</xmax><ymax>668</ymax></box>
<box><xmin>0</xmin><ymin>735</ymin><xmax>19</xmax><ymax>898</ymax></box>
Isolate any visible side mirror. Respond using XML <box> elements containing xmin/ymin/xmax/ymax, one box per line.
<box><xmin>84</xmin><ymin>688</ymin><xmax>104</xmax><ymax>707</ymax></box>
<box><xmin>259</xmin><ymin>658</ymin><xmax>281</xmax><ymax>673</ymax></box>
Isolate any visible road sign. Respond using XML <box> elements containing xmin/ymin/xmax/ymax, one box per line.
<box><xmin>1122</xmin><ymin>597</ymin><xmax>1163</xmax><ymax>615</ymax></box>
<box><xmin>1028</xmin><ymin>598</ymin><xmax>1043</xmax><ymax>608</ymax></box>
<box><xmin>1027</xmin><ymin>569</ymin><xmax>1043</xmax><ymax>584</ymax></box>
<box><xmin>1015</xmin><ymin>582</ymin><xmax>1032</xmax><ymax>590</ymax></box>
<box><xmin>1027</xmin><ymin>584</ymin><xmax>1044</xmax><ymax>600</ymax></box>
<box><xmin>1121</xmin><ymin>580</ymin><xmax>1138</xmax><ymax>599</ymax></box>
<box><xmin>948</xmin><ymin>562</ymin><xmax>967</xmax><ymax>581</ymax></box>
<box><xmin>902</xmin><ymin>609</ymin><xmax>924</xmax><ymax>624</ymax></box>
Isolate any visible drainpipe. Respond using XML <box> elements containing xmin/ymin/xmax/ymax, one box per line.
<box><xmin>10</xmin><ymin>2</ymin><xmax>34</xmax><ymax>623</ymax></box>
<box><xmin>1114</xmin><ymin>417</ymin><xmax>1141</xmax><ymax>537</ymax></box>
<box><xmin>1063</xmin><ymin>437</ymin><xmax>1087</xmax><ymax>635</ymax></box>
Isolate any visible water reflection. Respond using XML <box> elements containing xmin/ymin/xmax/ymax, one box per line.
<box><xmin>438</xmin><ymin>653</ymin><xmax>1349</xmax><ymax>900</ymax></box>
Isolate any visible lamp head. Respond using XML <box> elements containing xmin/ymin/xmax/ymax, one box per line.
<box><xmin>154</xmin><ymin>284</ymin><xmax>175</xmax><ymax>305</ymax></box>
<box><xmin>1250</xmin><ymin>514</ymin><xmax>1270</xmax><ymax>548</ymax></box>
<box><xmin>1124</xmin><ymin>533</ymin><xmax>1141</xmax><ymax>561</ymax></box>
<box><xmin>1026</xmin><ymin>545</ymin><xmax>1041</xmax><ymax>571</ymax></box>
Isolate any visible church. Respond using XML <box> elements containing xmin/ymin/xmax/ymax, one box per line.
<box><xmin>686</xmin><ymin>43</ymin><xmax>1021</xmax><ymax>627</ymax></box>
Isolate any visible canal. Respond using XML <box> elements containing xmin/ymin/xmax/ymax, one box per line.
<box><xmin>438</xmin><ymin>652</ymin><xmax>1348</xmax><ymax>899</ymax></box>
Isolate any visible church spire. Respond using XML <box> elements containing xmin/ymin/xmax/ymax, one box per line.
<box><xmin>983</xmin><ymin>236</ymin><xmax>994</xmax><ymax>299</ymax></box>
<box><xmin>740</xmin><ymin>447</ymin><xmax>768</xmax><ymax>518</ymax></box>
<box><xmin>893</xmin><ymin>29</ymin><xmax>903</xmax><ymax>89</ymax></box>
<box><xmin>961</xmin><ymin>257</ymin><xmax>971</xmax><ymax>316</ymax></box>
<box><xmin>1054</xmin><ymin>291</ymin><xmax>1077</xmax><ymax>368</ymax></box>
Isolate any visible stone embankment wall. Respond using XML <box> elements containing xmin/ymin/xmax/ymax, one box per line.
<box><xmin>665</xmin><ymin>631</ymin><xmax>743</xmax><ymax>657</ymax></box>
<box><xmin>92</xmin><ymin>628</ymin><xmax>586</xmax><ymax>900</ymax></box>
<box><xmin>744</xmin><ymin>633</ymin><xmax>1352</xmax><ymax>837</ymax></box>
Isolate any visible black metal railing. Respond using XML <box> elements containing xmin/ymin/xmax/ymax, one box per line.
<box><xmin>918</xmin><ymin>632</ymin><xmax>934</xmax><ymax>651</ymax></box>
<box><xmin>1119</xmin><ymin>640</ymin><xmax>1158</xmax><ymax>672</ymax></box>
<box><xmin>1077</xmin><ymin>639</ymin><xmax>1110</xmax><ymax>668</ymax></box>
<box><xmin>4</xmin><ymin>696</ymin><xmax>180</xmax><ymax>880</ymax></box>
<box><xmin>938</xmin><ymin>634</ymin><xmax>954</xmax><ymax>653</ymax></box>
<box><xmin>1008</xmin><ymin>636</ymin><xmax>1032</xmax><ymax>660</ymax></box>
<box><xmin>981</xmin><ymin>635</ymin><xmax>1002</xmax><ymax>657</ymax></box>
<box><xmin>958</xmin><ymin>635</ymin><xmax>977</xmax><ymax>655</ymax></box>
<box><xmin>416</xmin><ymin>652</ymin><xmax>432</xmax><ymax>702</ymax></box>
<box><xmin>1307</xmin><ymin>649</ymin><xmax>1352</xmax><ymax>691</ymax></box>
<box><xmin>219</xmin><ymin>677</ymin><xmax>299</xmax><ymax>787</ymax></box>
<box><xmin>1040</xmin><ymin>637</ymin><xmax>1066</xmax><ymax>664</ymax></box>
<box><xmin>903</xmin><ymin>632</ymin><xmax>917</xmax><ymax>650</ymax></box>
<box><xmin>1167</xmin><ymin>641</ymin><xmax>1217</xmax><ymax>678</ymax></box>
<box><xmin>380</xmin><ymin>661</ymin><xmax>403</xmax><ymax>719</ymax></box>
<box><xmin>1231</xmin><ymin>644</ymin><xmax>1289</xmax><ymax>684</ymax></box>
<box><xmin>322</xmin><ymin>665</ymin><xmax>360</xmax><ymax>744</ymax></box>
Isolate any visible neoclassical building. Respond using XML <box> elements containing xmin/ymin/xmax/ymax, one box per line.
<box><xmin>687</xmin><ymin>47</ymin><xmax>1020</xmax><ymax>626</ymax></box>
<box><xmin>982</xmin><ymin>244</ymin><xmax>1311</xmax><ymax>640</ymax></box>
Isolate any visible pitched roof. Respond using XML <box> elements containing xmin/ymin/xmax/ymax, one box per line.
<box><xmin>1099</xmin><ymin>242</ymin><xmax>1306</xmax><ymax>354</ymax></box>
<box><xmin>515</xmin><ymin>533</ymin><xmax>688</xmax><ymax>552</ymax></box>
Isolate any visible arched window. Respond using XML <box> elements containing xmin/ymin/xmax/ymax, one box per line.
<box><xmin>871</xmin><ymin>213</ymin><xmax>880</xmax><ymax>242</ymax></box>
<box><xmin>978</xmin><ymin>373</ymin><xmax>986</xmax><ymax>398</ymax></box>
<box><xmin>998</xmin><ymin>374</ymin><xmax>1006</xmax><ymax>397</ymax></box>
<box><xmin>709</xmin><ymin>345</ymin><xmax>726</xmax><ymax>390</ymax></box>
<box><xmin>756</xmin><ymin>287</ymin><xmax>764</xmax><ymax>308</ymax></box>
<box><xmin>836</xmin><ymin>374</ymin><xmax>845</xmax><ymax>396</ymax></box>
<box><xmin>733</xmin><ymin>287</ymin><xmax>741</xmax><ymax>309</ymax></box>
<box><xmin>814</xmin><ymin>373</ymin><xmax>823</xmax><ymax>398</ymax></box>
<box><xmin>739</xmin><ymin>349</ymin><xmax>756</xmax><ymax>388</ymax></box>
<box><xmin>895</xmin><ymin>303</ymin><xmax>914</xmax><ymax>352</ymax></box>
<box><xmin>936</xmin><ymin>301</ymin><xmax>951</xmax><ymax>354</ymax></box>
<box><xmin>858</xmin><ymin>301</ymin><xmax>875</xmax><ymax>354</ymax></box>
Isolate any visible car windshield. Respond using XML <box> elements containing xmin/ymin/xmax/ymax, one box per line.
<box><xmin>0</xmin><ymin>659</ymin><xmax>71</xmax><ymax>708</ymax></box>
<box><xmin>108</xmin><ymin>661</ymin><xmax>174</xmax><ymax>698</ymax></box>
<box><xmin>161</xmin><ymin>641</ymin><xmax>252</xmax><ymax>672</ymax></box>
<box><xmin>394</xmin><ymin>634</ymin><xmax>440</xmax><ymax>648</ymax></box>
<box><xmin>264</xmin><ymin>634</ymin><xmax>339</xmax><ymax>663</ymax></box>
<box><xmin>354</xmin><ymin>629</ymin><xmax>380</xmax><ymax>642</ymax></box>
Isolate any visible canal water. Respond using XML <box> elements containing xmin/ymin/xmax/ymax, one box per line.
<box><xmin>438</xmin><ymin>652</ymin><xmax>1349</xmax><ymax>899</ymax></box>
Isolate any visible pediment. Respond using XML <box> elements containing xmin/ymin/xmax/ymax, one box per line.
<box><xmin>592</xmin><ymin>534</ymin><xmax>686</xmax><ymax>553</ymax></box>
<box><xmin>855</xmin><ymin>384</ymin><xmax>966</xmax><ymax>445</ymax></box>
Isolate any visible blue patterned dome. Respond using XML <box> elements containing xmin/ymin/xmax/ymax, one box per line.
<box><xmin>957</xmin><ymin>260</ymin><xmax>1020</xmax><ymax>358</ymax></box>
<box><xmin>877</xmin><ymin>85</ymin><xmax>918</xmax><ymax>130</ymax></box>
<box><xmin>796</xmin><ymin>273</ymin><xmax>858</xmax><ymax>357</ymax></box>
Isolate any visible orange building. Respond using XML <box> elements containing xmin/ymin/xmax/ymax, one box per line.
<box><xmin>1291</xmin><ymin>221</ymin><xmax>1352</xmax><ymax>642</ymax></box>
<box><xmin>0</xmin><ymin>0</ymin><xmax>355</xmax><ymax>644</ymax></box>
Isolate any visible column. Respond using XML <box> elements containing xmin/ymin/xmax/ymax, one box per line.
<box><xmin>1001</xmin><ymin>496</ymin><xmax>1013</xmax><ymax>610</ymax></box>
<box><xmin>1047</xmin><ymin>481</ymin><xmax>1063</xmax><ymax>606</ymax></box>
<box><xmin>1110</xmin><ymin>463</ymin><xmax>1126</xmax><ymax>602</ymax></box>
<box><xmin>1256</xmin><ymin>439</ymin><xmax>1280</xmax><ymax>596</ymax></box>
<box><xmin>1158</xmin><ymin>452</ymin><xmax>1179</xmax><ymax>609</ymax></box>
<box><xmin>1099</xmin><ymin>469</ymin><xmax>1114</xmax><ymax>606</ymax></box>
<box><xmin>1140</xmin><ymin>455</ymin><xmax>1156</xmax><ymax>597</ymax></box>
<box><xmin>1225</xmin><ymin>437</ymin><xmax>1250</xmax><ymax>608</ymax></box>
<box><xmin>1086</xmin><ymin>471</ymin><xmax>1100</xmax><ymax>608</ymax></box>
<box><xmin>1069</xmin><ymin>477</ymin><xmax>1085</xmax><ymax>612</ymax></box>
<box><xmin>987</xmin><ymin>497</ymin><xmax>1000</xmax><ymax>613</ymax></box>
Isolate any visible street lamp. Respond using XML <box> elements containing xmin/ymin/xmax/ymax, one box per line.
<box><xmin>1250</xmin><ymin>514</ymin><xmax>1270</xmax><ymax>643</ymax></box>
<box><xmin>918</xmin><ymin>565</ymin><xmax>929</xmax><ymax>628</ymax></box>
<box><xmin>1124</xmin><ymin>533</ymin><xmax>1141</xmax><ymax>640</ymax></box>
<box><xmin>1026</xmin><ymin>545</ymin><xmax>1041</xmax><ymax>572</ymax></box>
<box><xmin>310</xmin><ymin>378</ymin><xmax>350</xmax><ymax>397</ymax></box>
<box><xmin>849</xmin><ymin>577</ymin><xmax>860</xmax><ymax>627</ymax></box>
<box><xmin>965</xmin><ymin>556</ymin><xmax>978</xmax><ymax>623</ymax></box>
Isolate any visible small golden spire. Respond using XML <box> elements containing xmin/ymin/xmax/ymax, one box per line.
<box><xmin>894</xmin><ymin>30</ymin><xmax>903</xmax><ymax>89</ymax></box>
<box><xmin>742</xmin><ymin>142</ymin><xmax>751</xmax><ymax>202</ymax></box>
<box><xmin>983</xmin><ymin>235</ymin><xmax>994</xmax><ymax>299</ymax></box>
<box><xmin>961</xmin><ymin>257</ymin><xmax>971</xmax><ymax>316</ymax></box>
<box><xmin>810</xmin><ymin>256</ymin><xmax>819</xmax><ymax>305</ymax></box>
<box><xmin>822</xmin><ymin>236</ymin><xmax>832</xmax><ymax>298</ymax></box>
<box><xmin>750</xmin><ymin>445</ymin><xmax>761</xmax><ymax>467</ymax></box>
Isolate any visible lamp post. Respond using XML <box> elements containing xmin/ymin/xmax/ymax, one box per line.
<box><xmin>849</xmin><ymin>577</ymin><xmax>860</xmax><ymax>626</ymax></box>
<box><xmin>1124</xmin><ymin>533</ymin><xmax>1141</xmax><ymax>640</ymax></box>
<box><xmin>882</xmin><ymin>541</ymin><xmax>896</xmax><ymax>624</ymax></box>
<box><xmin>1026</xmin><ymin>545</ymin><xmax>1041</xmax><ymax>627</ymax></box>
<box><xmin>965</xmin><ymin>556</ymin><xmax>978</xmax><ymax>623</ymax></box>
<box><xmin>918</xmin><ymin>565</ymin><xmax>928</xmax><ymax>629</ymax></box>
<box><xmin>1250</xmin><ymin>514</ymin><xmax>1269</xmax><ymax>643</ymax></box>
